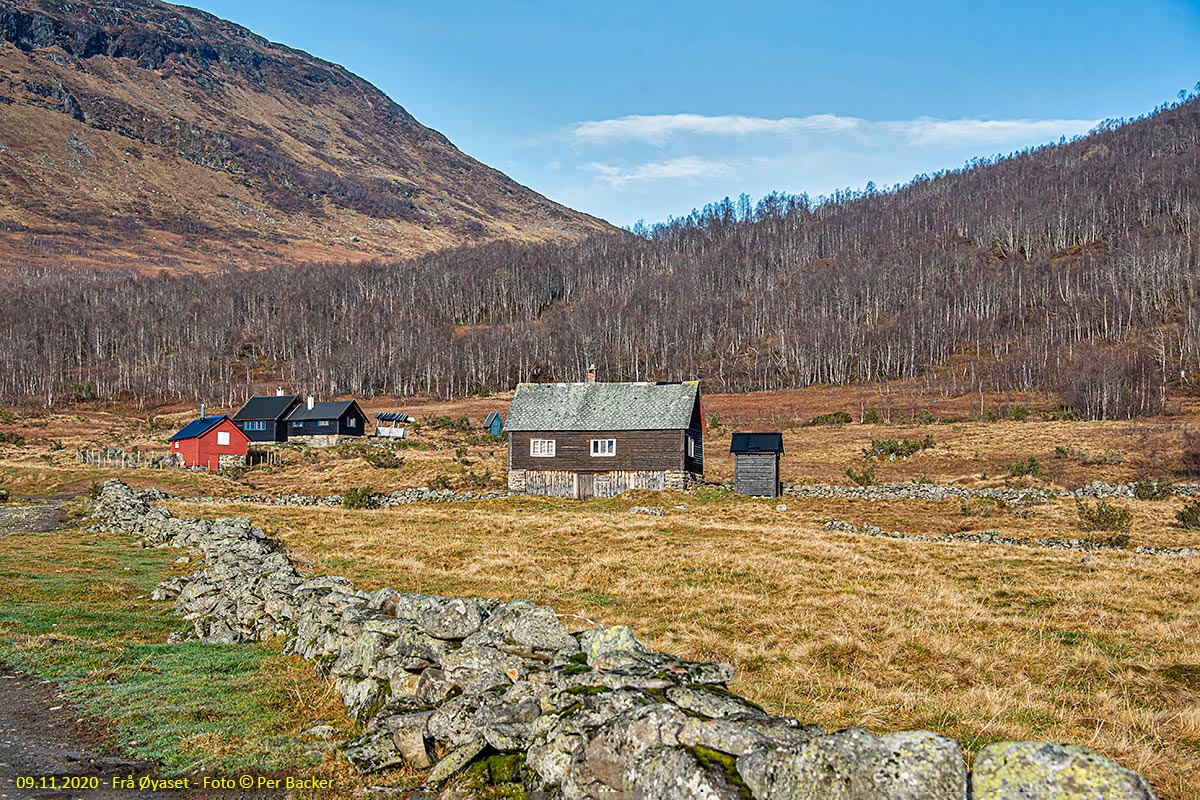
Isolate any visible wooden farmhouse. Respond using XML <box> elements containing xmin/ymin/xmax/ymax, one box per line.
<box><xmin>231</xmin><ymin>391</ymin><xmax>300</xmax><ymax>443</ymax></box>
<box><xmin>167</xmin><ymin>413</ymin><xmax>249</xmax><ymax>471</ymax></box>
<box><xmin>506</xmin><ymin>380</ymin><xmax>704</xmax><ymax>498</ymax></box>
<box><xmin>730</xmin><ymin>432</ymin><xmax>784</xmax><ymax>497</ymax></box>
<box><xmin>285</xmin><ymin>397</ymin><xmax>367</xmax><ymax>447</ymax></box>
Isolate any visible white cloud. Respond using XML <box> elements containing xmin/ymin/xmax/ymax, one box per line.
<box><xmin>583</xmin><ymin>156</ymin><xmax>734</xmax><ymax>189</ymax></box>
<box><xmin>572</xmin><ymin>113</ymin><xmax>862</xmax><ymax>145</ymax></box>
<box><xmin>884</xmin><ymin>117</ymin><xmax>1099</xmax><ymax>147</ymax></box>
<box><xmin>570</xmin><ymin>112</ymin><xmax>1099</xmax><ymax>149</ymax></box>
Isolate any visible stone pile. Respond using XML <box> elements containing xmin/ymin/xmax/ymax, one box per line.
<box><xmin>177</xmin><ymin>487</ymin><xmax>512</xmax><ymax>508</ymax></box>
<box><xmin>96</xmin><ymin>480</ymin><xmax>1157</xmax><ymax>799</ymax></box>
<box><xmin>784</xmin><ymin>481</ymin><xmax>1200</xmax><ymax>502</ymax></box>
<box><xmin>822</xmin><ymin>518</ymin><xmax>1199</xmax><ymax>557</ymax></box>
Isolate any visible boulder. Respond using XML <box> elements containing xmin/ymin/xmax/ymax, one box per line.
<box><xmin>971</xmin><ymin>741</ymin><xmax>1156</xmax><ymax>800</ymax></box>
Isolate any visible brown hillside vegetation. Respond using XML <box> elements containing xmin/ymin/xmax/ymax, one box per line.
<box><xmin>1</xmin><ymin>92</ymin><xmax>1197</xmax><ymax>408</ymax></box>
<box><xmin>0</xmin><ymin>0</ymin><xmax>613</xmax><ymax>273</ymax></box>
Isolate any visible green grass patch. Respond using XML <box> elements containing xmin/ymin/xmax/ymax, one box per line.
<box><xmin>0</xmin><ymin>527</ymin><xmax>343</xmax><ymax>776</ymax></box>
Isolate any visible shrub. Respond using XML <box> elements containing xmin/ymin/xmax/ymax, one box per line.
<box><xmin>1132</xmin><ymin>478</ymin><xmax>1174</xmax><ymax>500</ymax></box>
<box><xmin>912</xmin><ymin>409</ymin><xmax>935</xmax><ymax>425</ymax></box>
<box><xmin>864</xmin><ymin>436</ymin><xmax>934</xmax><ymax>460</ymax></box>
<box><xmin>808</xmin><ymin>411</ymin><xmax>853</xmax><ymax>427</ymax></box>
<box><xmin>430</xmin><ymin>474</ymin><xmax>453</xmax><ymax>491</ymax></box>
<box><xmin>845</xmin><ymin>463</ymin><xmax>876</xmax><ymax>486</ymax></box>
<box><xmin>1076</xmin><ymin>499</ymin><xmax>1133</xmax><ymax>533</ymax></box>
<box><xmin>0</xmin><ymin>431</ymin><xmax>25</xmax><ymax>446</ymax></box>
<box><xmin>1175</xmin><ymin>499</ymin><xmax>1200</xmax><ymax>529</ymax></box>
<box><xmin>361</xmin><ymin>448</ymin><xmax>405</xmax><ymax>469</ymax></box>
<box><xmin>861</xmin><ymin>407</ymin><xmax>884</xmax><ymax>424</ymax></box>
<box><xmin>1007</xmin><ymin>404</ymin><xmax>1031</xmax><ymax>421</ymax></box>
<box><xmin>342</xmin><ymin>486</ymin><xmax>382</xmax><ymax>509</ymax></box>
<box><xmin>1053</xmin><ymin>445</ymin><xmax>1071</xmax><ymax>459</ymax></box>
<box><xmin>86</xmin><ymin>482</ymin><xmax>101</xmax><ymax>500</ymax></box>
<box><xmin>1007</xmin><ymin>456</ymin><xmax>1042</xmax><ymax>478</ymax></box>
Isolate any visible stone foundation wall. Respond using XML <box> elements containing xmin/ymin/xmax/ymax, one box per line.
<box><xmin>217</xmin><ymin>453</ymin><xmax>246</xmax><ymax>470</ymax></box>
<box><xmin>289</xmin><ymin>433</ymin><xmax>355</xmax><ymax>448</ymax></box>
<box><xmin>93</xmin><ymin>480</ymin><xmax>1158</xmax><ymax>800</ymax></box>
<box><xmin>508</xmin><ymin>468</ymin><xmax>527</xmax><ymax>492</ymax></box>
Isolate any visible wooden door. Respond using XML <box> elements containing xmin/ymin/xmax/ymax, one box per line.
<box><xmin>576</xmin><ymin>472</ymin><xmax>594</xmax><ymax>499</ymax></box>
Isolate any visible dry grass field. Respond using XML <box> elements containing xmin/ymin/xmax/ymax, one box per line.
<box><xmin>3</xmin><ymin>384</ymin><xmax>1200</xmax><ymax>798</ymax></box>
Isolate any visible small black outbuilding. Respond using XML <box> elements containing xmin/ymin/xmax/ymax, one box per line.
<box><xmin>730</xmin><ymin>432</ymin><xmax>784</xmax><ymax>497</ymax></box>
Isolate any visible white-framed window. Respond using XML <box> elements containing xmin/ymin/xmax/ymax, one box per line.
<box><xmin>217</xmin><ymin>431</ymin><xmax>230</xmax><ymax>446</ymax></box>
<box><xmin>590</xmin><ymin>438</ymin><xmax>616</xmax><ymax>457</ymax></box>
<box><xmin>348</xmin><ymin>417</ymin><xmax>357</xmax><ymax>427</ymax></box>
<box><xmin>173</xmin><ymin>441</ymin><xmax>179</xmax><ymax>449</ymax></box>
<box><xmin>687</xmin><ymin>437</ymin><xmax>695</xmax><ymax>458</ymax></box>
<box><xmin>530</xmin><ymin>438</ymin><xmax>556</xmax><ymax>457</ymax></box>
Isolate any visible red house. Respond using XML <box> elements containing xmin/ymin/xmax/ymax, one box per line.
<box><xmin>167</xmin><ymin>414</ymin><xmax>250</xmax><ymax>471</ymax></box>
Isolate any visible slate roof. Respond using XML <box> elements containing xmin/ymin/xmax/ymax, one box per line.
<box><xmin>168</xmin><ymin>415</ymin><xmax>230</xmax><ymax>441</ymax></box>
<box><xmin>232</xmin><ymin>394</ymin><xmax>299</xmax><ymax>421</ymax></box>
<box><xmin>484</xmin><ymin>411</ymin><xmax>503</xmax><ymax>427</ymax></box>
<box><xmin>505</xmin><ymin>381</ymin><xmax>699</xmax><ymax>432</ymax></box>
<box><xmin>730</xmin><ymin>432</ymin><xmax>785</xmax><ymax>453</ymax></box>
<box><xmin>287</xmin><ymin>400</ymin><xmax>360</xmax><ymax>422</ymax></box>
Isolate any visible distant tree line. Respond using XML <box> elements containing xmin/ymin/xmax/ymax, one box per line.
<box><xmin>2</xmin><ymin>93</ymin><xmax>1199</xmax><ymax>419</ymax></box>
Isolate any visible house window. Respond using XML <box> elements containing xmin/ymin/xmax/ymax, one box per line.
<box><xmin>217</xmin><ymin>431</ymin><xmax>230</xmax><ymax>446</ymax></box>
<box><xmin>687</xmin><ymin>437</ymin><xmax>695</xmax><ymax>458</ymax></box>
<box><xmin>318</xmin><ymin>420</ymin><xmax>331</xmax><ymax>427</ymax></box>
<box><xmin>530</xmin><ymin>438</ymin><xmax>556</xmax><ymax>457</ymax></box>
<box><xmin>590</xmin><ymin>439</ymin><xmax>616</xmax><ymax>457</ymax></box>
<box><xmin>291</xmin><ymin>420</ymin><xmax>303</xmax><ymax>428</ymax></box>
<box><xmin>173</xmin><ymin>442</ymin><xmax>179</xmax><ymax>449</ymax></box>
<box><xmin>243</xmin><ymin>421</ymin><xmax>266</xmax><ymax>431</ymax></box>
<box><xmin>347</xmin><ymin>417</ymin><xmax>357</xmax><ymax>427</ymax></box>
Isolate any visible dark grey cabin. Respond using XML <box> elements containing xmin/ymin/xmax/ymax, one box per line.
<box><xmin>730</xmin><ymin>432</ymin><xmax>784</xmax><ymax>497</ymax></box>
<box><xmin>506</xmin><ymin>380</ymin><xmax>704</xmax><ymax>498</ymax></box>
<box><xmin>285</xmin><ymin>398</ymin><xmax>367</xmax><ymax>441</ymax></box>
<box><xmin>232</xmin><ymin>393</ymin><xmax>300</xmax><ymax>442</ymax></box>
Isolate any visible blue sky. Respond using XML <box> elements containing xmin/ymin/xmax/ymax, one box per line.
<box><xmin>187</xmin><ymin>0</ymin><xmax>1200</xmax><ymax>227</ymax></box>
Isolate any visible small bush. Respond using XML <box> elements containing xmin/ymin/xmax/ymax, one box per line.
<box><xmin>808</xmin><ymin>411</ymin><xmax>853</xmax><ymax>427</ymax></box>
<box><xmin>1053</xmin><ymin>445</ymin><xmax>1071</xmax><ymax>459</ymax></box>
<box><xmin>1007</xmin><ymin>404</ymin><xmax>1031</xmax><ymax>421</ymax></box>
<box><xmin>912</xmin><ymin>409</ymin><xmax>935</xmax><ymax>425</ymax></box>
<box><xmin>0</xmin><ymin>431</ymin><xmax>25</xmax><ymax>446</ymax></box>
<box><xmin>342</xmin><ymin>486</ymin><xmax>382</xmax><ymax>509</ymax></box>
<box><xmin>1132</xmin><ymin>478</ymin><xmax>1174</xmax><ymax>500</ymax></box>
<box><xmin>845</xmin><ymin>463</ymin><xmax>876</xmax><ymax>487</ymax></box>
<box><xmin>1076</xmin><ymin>499</ymin><xmax>1133</xmax><ymax>533</ymax></box>
<box><xmin>1175</xmin><ymin>499</ymin><xmax>1200</xmax><ymax>529</ymax></box>
<box><xmin>362</xmin><ymin>448</ymin><xmax>405</xmax><ymax>469</ymax></box>
<box><xmin>430</xmin><ymin>474</ymin><xmax>453</xmax><ymax>491</ymax></box>
<box><xmin>864</xmin><ymin>436</ymin><xmax>934</xmax><ymax>460</ymax></box>
<box><xmin>1007</xmin><ymin>456</ymin><xmax>1042</xmax><ymax>478</ymax></box>
<box><xmin>86</xmin><ymin>482</ymin><xmax>101</xmax><ymax>500</ymax></box>
<box><xmin>861</xmin><ymin>407</ymin><xmax>884</xmax><ymax>424</ymax></box>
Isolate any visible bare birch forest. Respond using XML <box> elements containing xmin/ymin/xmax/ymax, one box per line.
<box><xmin>3</xmin><ymin>94</ymin><xmax>1199</xmax><ymax>418</ymax></box>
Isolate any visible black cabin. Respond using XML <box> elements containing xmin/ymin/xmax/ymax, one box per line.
<box><xmin>232</xmin><ymin>393</ymin><xmax>301</xmax><ymax>443</ymax></box>
<box><xmin>730</xmin><ymin>432</ymin><xmax>784</xmax><ymax>497</ymax></box>
<box><xmin>285</xmin><ymin>398</ymin><xmax>367</xmax><ymax>440</ymax></box>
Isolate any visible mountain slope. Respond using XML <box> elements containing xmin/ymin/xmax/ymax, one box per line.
<box><xmin>0</xmin><ymin>0</ymin><xmax>613</xmax><ymax>272</ymax></box>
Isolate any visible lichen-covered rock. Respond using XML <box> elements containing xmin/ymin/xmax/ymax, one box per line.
<box><xmin>342</xmin><ymin>728</ymin><xmax>405</xmax><ymax>773</ymax></box>
<box><xmin>512</xmin><ymin>607</ymin><xmax>576</xmax><ymax>652</ymax></box>
<box><xmin>971</xmin><ymin>741</ymin><xmax>1156</xmax><ymax>800</ymax></box>
<box><xmin>428</xmin><ymin>695</ymin><xmax>482</xmax><ymax>748</ymax></box>
<box><xmin>580</xmin><ymin>704</ymin><xmax>688</xmax><ymax>790</ymax></box>
<box><xmin>416</xmin><ymin>596</ymin><xmax>483</xmax><ymax>640</ymax></box>
<box><xmin>623</xmin><ymin>745</ymin><xmax>745</xmax><ymax>799</ymax></box>
<box><xmin>736</xmin><ymin>727</ymin><xmax>965</xmax><ymax>800</ymax></box>
<box><xmin>373</xmin><ymin>710</ymin><xmax>434</xmax><ymax>769</ymax></box>
<box><xmin>580</xmin><ymin>625</ymin><xmax>648</xmax><ymax>666</ymax></box>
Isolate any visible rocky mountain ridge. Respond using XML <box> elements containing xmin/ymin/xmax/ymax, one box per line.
<box><xmin>0</xmin><ymin>0</ymin><xmax>613</xmax><ymax>272</ymax></box>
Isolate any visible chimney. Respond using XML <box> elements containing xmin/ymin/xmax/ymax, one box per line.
<box><xmin>276</xmin><ymin>386</ymin><xmax>284</xmax><ymax>396</ymax></box>
<box><xmin>586</xmin><ymin>363</ymin><xmax>597</xmax><ymax>383</ymax></box>
<box><xmin>199</xmin><ymin>403</ymin><xmax>206</xmax><ymax>419</ymax></box>
<box><xmin>307</xmin><ymin>395</ymin><xmax>315</xmax><ymax>410</ymax></box>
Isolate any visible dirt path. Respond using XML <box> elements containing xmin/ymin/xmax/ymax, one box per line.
<box><xmin>0</xmin><ymin>663</ymin><xmax>168</xmax><ymax>799</ymax></box>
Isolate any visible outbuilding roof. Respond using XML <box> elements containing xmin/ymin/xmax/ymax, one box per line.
<box><xmin>506</xmin><ymin>381</ymin><xmax>700</xmax><ymax>432</ymax></box>
<box><xmin>168</xmin><ymin>415</ymin><xmax>231</xmax><ymax>442</ymax></box>
<box><xmin>484</xmin><ymin>411</ymin><xmax>503</xmax><ymax>427</ymax></box>
<box><xmin>232</xmin><ymin>394</ymin><xmax>299</xmax><ymax>421</ymax></box>
<box><xmin>730</xmin><ymin>432</ymin><xmax>785</xmax><ymax>453</ymax></box>
<box><xmin>287</xmin><ymin>400</ymin><xmax>360</xmax><ymax>422</ymax></box>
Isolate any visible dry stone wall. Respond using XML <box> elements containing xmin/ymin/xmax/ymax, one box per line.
<box><xmin>94</xmin><ymin>480</ymin><xmax>1158</xmax><ymax>799</ymax></box>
